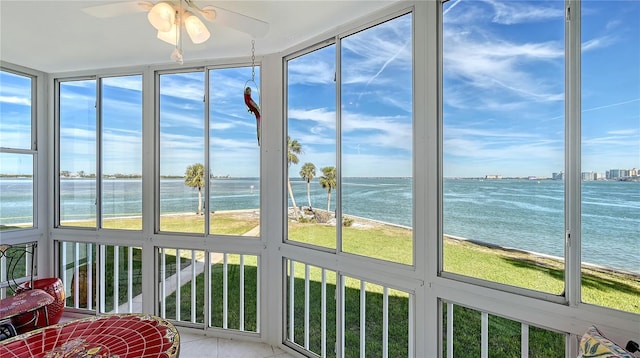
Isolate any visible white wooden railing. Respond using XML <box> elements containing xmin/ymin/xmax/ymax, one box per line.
<box><xmin>59</xmin><ymin>242</ymin><xmax>142</xmax><ymax>313</ymax></box>
<box><xmin>59</xmin><ymin>242</ymin><xmax>260</xmax><ymax>334</ymax></box>
<box><xmin>285</xmin><ymin>258</ymin><xmax>413</xmax><ymax>358</ymax></box>
<box><xmin>443</xmin><ymin>301</ymin><xmax>566</xmax><ymax>358</ymax></box>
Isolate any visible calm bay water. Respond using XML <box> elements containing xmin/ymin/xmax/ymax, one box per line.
<box><xmin>1</xmin><ymin>178</ymin><xmax>638</xmax><ymax>273</ymax></box>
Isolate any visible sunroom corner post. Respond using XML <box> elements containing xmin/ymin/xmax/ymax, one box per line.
<box><xmin>414</xmin><ymin>0</ymin><xmax>440</xmax><ymax>357</ymax></box>
<box><xmin>259</xmin><ymin>51</ymin><xmax>286</xmax><ymax>347</ymax></box>
<box><xmin>142</xmin><ymin>65</ymin><xmax>157</xmax><ymax>316</ymax></box>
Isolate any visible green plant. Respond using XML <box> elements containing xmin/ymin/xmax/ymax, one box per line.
<box><xmin>342</xmin><ymin>217</ymin><xmax>354</xmax><ymax>227</ymax></box>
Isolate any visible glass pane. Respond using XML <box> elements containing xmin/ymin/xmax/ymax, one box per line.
<box><xmin>208</xmin><ymin>67</ymin><xmax>260</xmax><ymax>237</ymax></box>
<box><xmin>341</xmin><ymin>14</ymin><xmax>413</xmax><ymax>264</ymax></box>
<box><xmin>0</xmin><ymin>70</ymin><xmax>32</xmax><ymax>150</ymax></box>
<box><xmin>159</xmin><ymin>72</ymin><xmax>205</xmax><ymax>233</ymax></box>
<box><xmin>0</xmin><ymin>153</ymin><xmax>33</xmax><ymax>230</ymax></box>
<box><xmin>286</xmin><ymin>44</ymin><xmax>337</xmax><ymax>249</ymax></box>
<box><xmin>442</xmin><ymin>0</ymin><xmax>565</xmax><ymax>294</ymax></box>
<box><xmin>101</xmin><ymin>76</ymin><xmax>143</xmax><ymax>230</ymax></box>
<box><xmin>59</xmin><ymin>80</ymin><xmax>97</xmax><ymax>228</ymax></box>
<box><xmin>581</xmin><ymin>1</ymin><xmax>640</xmax><ymax>313</ymax></box>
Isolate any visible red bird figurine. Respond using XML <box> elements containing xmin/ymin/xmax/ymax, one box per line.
<box><xmin>244</xmin><ymin>87</ymin><xmax>261</xmax><ymax>146</ymax></box>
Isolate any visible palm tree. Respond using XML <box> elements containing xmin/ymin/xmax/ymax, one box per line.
<box><xmin>299</xmin><ymin>162</ymin><xmax>316</xmax><ymax>209</ymax></box>
<box><xmin>319</xmin><ymin>166</ymin><xmax>336</xmax><ymax>212</ymax></box>
<box><xmin>287</xmin><ymin>137</ymin><xmax>302</xmax><ymax>219</ymax></box>
<box><xmin>184</xmin><ymin>163</ymin><xmax>205</xmax><ymax>215</ymax></box>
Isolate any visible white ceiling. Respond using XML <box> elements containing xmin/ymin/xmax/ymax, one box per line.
<box><xmin>0</xmin><ymin>0</ymin><xmax>397</xmax><ymax>73</ymax></box>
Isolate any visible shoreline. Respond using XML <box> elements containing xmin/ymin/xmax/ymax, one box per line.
<box><xmin>3</xmin><ymin>210</ymin><xmax>638</xmax><ymax>277</ymax></box>
<box><xmin>444</xmin><ymin>234</ymin><xmax>640</xmax><ymax>278</ymax></box>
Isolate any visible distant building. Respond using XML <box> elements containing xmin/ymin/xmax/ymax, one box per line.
<box><xmin>485</xmin><ymin>174</ymin><xmax>502</xmax><ymax>179</ymax></box>
<box><xmin>552</xmin><ymin>172</ymin><xmax>564</xmax><ymax>180</ymax></box>
<box><xmin>582</xmin><ymin>172</ymin><xmax>595</xmax><ymax>181</ymax></box>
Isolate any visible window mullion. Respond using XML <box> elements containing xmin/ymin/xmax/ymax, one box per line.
<box><xmin>564</xmin><ymin>1</ymin><xmax>582</xmax><ymax>355</ymax></box>
<box><xmin>335</xmin><ymin>35</ymin><xmax>343</xmax><ymax>255</ymax></box>
<box><xmin>204</xmin><ymin>69</ymin><xmax>210</xmax><ymax>234</ymax></box>
<box><xmin>564</xmin><ymin>0</ymin><xmax>582</xmax><ymax>307</ymax></box>
<box><xmin>96</xmin><ymin>77</ymin><xmax>102</xmax><ymax>230</ymax></box>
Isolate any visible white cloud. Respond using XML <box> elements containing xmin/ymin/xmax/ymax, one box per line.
<box><xmin>442</xmin><ymin>0</ymin><xmax>566</xmax><ymax>112</ymax></box>
<box><xmin>288</xmin><ymin>108</ymin><xmax>335</xmax><ymax>127</ymax></box>
<box><xmin>444</xmin><ymin>30</ymin><xmax>564</xmax><ymax>106</ymax></box>
<box><xmin>582</xmin><ymin>35</ymin><xmax>616</xmax><ymax>52</ymax></box>
<box><xmin>341</xmin><ymin>15</ymin><xmax>412</xmax><ymax>87</ymax></box>
<box><xmin>288</xmin><ymin>57</ymin><xmax>335</xmax><ymax>86</ymax></box>
<box><xmin>607</xmin><ymin>129</ymin><xmax>638</xmax><ymax>136</ymax></box>
<box><xmin>0</xmin><ymin>96</ymin><xmax>30</xmax><ymax>106</ymax></box>
<box><xmin>582</xmin><ymin>98</ymin><xmax>640</xmax><ymax>113</ymax></box>
<box><xmin>102</xmin><ymin>76</ymin><xmax>142</xmax><ymax>92</ymax></box>
<box><xmin>482</xmin><ymin>0</ymin><xmax>564</xmax><ymax>25</ymax></box>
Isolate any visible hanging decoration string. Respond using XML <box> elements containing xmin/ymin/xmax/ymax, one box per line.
<box><xmin>244</xmin><ymin>40</ymin><xmax>261</xmax><ymax>146</ymax></box>
<box><xmin>251</xmin><ymin>40</ymin><xmax>256</xmax><ymax>82</ymax></box>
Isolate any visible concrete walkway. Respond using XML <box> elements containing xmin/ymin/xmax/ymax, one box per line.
<box><xmin>113</xmin><ymin>225</ymin><xmax>260</xmax><ymax>313</ymax></box>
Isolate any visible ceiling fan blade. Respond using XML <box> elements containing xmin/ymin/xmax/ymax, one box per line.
<box><xmin>82</xmin><ymin>1</ymin><xmax>153</xmax><ymax>18</ymax></box>
<box><xmin>202</xmin><ymin>5</ymin><xmax>269</xmax><ymax>38</ymax></box>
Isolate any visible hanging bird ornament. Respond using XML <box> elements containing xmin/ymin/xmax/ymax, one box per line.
<box><xmin>244</xmin><ymin>86</ymin><xmax>261</xmax><ymax>146</ymax></box>
<box><xmin>244</xmin><ymin>40</ymin><xmax>261</xmax><ymax>146</ymax></box>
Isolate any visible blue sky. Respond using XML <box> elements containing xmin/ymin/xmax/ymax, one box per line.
<box><xmin>287</xmin><ymin>13</ymin><xmax>413</xmax><ymax>178</ymax></box>
<box><xmin>1</xmin><ymin>1</ymin><xmax>638</xmax><ymax>178</ymax></box>
<box><xmin>442</xmin><ymin>0</ymin><xmax>639</xmax><ymax>178</ymax></box>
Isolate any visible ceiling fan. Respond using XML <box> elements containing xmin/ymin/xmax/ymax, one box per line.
<box><xmin>82</xmin><ymin>1</ymin><xmax>269</xmax><ymax>63</ymax></box>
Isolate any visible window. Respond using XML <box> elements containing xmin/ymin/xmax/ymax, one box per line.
<box><xmin>286</xmin><ymin>44</ymin><xmax>337</xmax><ymax>249</ymax></box>
<box><xmin>209</xmin><ymin>67</ymin><xmax>261</xmax><ymax>236</ymax></box>
<box><xmin>101</xmin><ymin>77</ymin><xmax>143</xmax><ymax>230</ymax></box>
<box><xmin>0</xmin><ymin>69</ymin><xmax>36</xmax><ymax>230</ymax></box>
<box><xmin>57</xmin><ymin>76</ymin><xmax>142</xmax><ymax>230</ymax></box>
<box><xmin>341</xmin><ymin>14</ymin><xmax>413</xmax><ymax>263</ymax></box>
<box><xmin>158</xmin><ymin>71</ymin><xmax>206</xmax><ymax>233</ymax></box>
<box><xmin>283</xmin><ymin>11</ymin><xmax>414</xmax><ymax>358</ymax></box>
<box><xmin>442</xmin><ymin>0</ymin><xmax>565</xmax><ymax>295</ymax></box>
<box><xmin>286</xmin><ymin>13</ymin><xmax>414</xmax><ymax>264</ymax></box>
<box><xmin>580</xmin><ymin>0</ymin><xmax>640</xmax><ymax>314</ymax></box>
<box><xmin>58</xmin><ymin>79</ymin><xmax>97</xmax><ymax>228</ymax></box>
<box><xmin>158</xmin><ymin>66</ymin><xmax>261</xmax><ymax>236</ymax></box>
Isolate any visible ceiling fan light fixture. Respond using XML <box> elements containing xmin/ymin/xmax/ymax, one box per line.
<box><xmin>148</xmin><ymin>2</ymin><xmax>175</xmax><ymax>32</ymax></box>
<box><xmin>157</xmin><ymin>25</ymin><xmax>179</xmax><ymax>45</ymax></box>
<box><xmin>184</xmin><ymin>12</ymin><xmax>210</xmax><ymax>44</ymax></box>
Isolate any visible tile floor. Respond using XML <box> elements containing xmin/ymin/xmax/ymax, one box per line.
<box><xmin>179</xmin><ymin>330</ymin><xmax>297</xmax><ymax>358</ymax></box>
<box><xmin>60</xmin><ymin>316</ymin><xmax>297</xmax><ymax>358</ymax></box>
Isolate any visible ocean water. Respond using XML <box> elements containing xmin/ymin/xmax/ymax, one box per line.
<box><xmin>1</xmin><ymin>178</ymin><xmax>638</xmax><ymax>273</ymax></box>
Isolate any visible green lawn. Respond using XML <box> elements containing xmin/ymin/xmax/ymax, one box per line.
<box><xmin>444</xmin><ymin>238</ymin><xmax>640</xmax><ymax>313</ymax></box>
<box><xmin>22</xmin><ymin>213</ymin><xmax>640</xmax><ymax>357</ymax></box>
